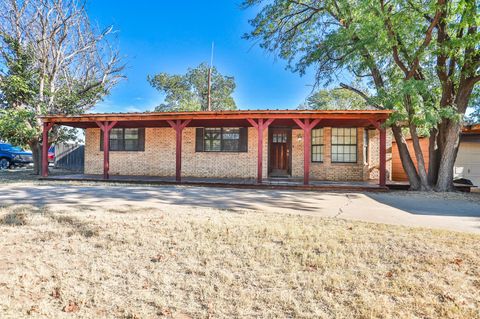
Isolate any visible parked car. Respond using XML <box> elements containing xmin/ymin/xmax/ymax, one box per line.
<box><xmin>0</xmin><ymin>143</ymin><xmax>34</xmax><ymax>169</ymax></box>
<box><xmin>48</xmin><ymin>145</ymin><xmax>55</xmax><ymax>163</ymax></box>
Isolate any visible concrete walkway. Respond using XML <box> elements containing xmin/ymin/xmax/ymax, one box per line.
<box><xmin>1</xmin><ymin>184</ymin><xmax>479</xmax><ymax>233</ymax></box>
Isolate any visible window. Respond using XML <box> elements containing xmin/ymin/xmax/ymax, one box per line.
<box><xmin>311</xmin><ymin>128</ymin><xmax>324</xmax><ymax>162</ymax></box>
<box><xmin>100</xmin><ymin>128</ymin><xmax>145</xmax><ymax>151</ymax></box>
<box><xmin>109</xmin><ymin>128</ymin><xmax>124</xmax><ymax>151</ymax></box>
<box><xmin>204</xmin><ymin>128</ymin><xmax>222</xmax><ymax>151</ymax></box>
<box><xmin>272</xmin><ymin>132</ymin><xmax>287</xmax><ymax>143</ymax></box>
<box><xmin>222</xmin><ymin>128</ymin><xmax>241</xmax><ymax>151</ymax></box>
<box><xmin>124</xmin><ymin>128</ymin><xmax>140</xmax><ymax>151</ymax></box>
<box><xmin>196</xmin><ymin>127</ymin><xmax>247</xmax><ymax>152</ymax></box>
<box><xmin>331</xmin><ymin>128</ymin><xmax>357</xmax><ymax>163</ymax></box>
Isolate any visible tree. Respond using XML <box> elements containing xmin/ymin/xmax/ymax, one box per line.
<box><xmin>148</xmin><ymin>63</ymin><xmax>237</xmax><ymax>111</ymax></box>
<box><xmin>300</xmin><ymin>88</ymin><xmax>370</xmax><ymax>110</ymax></box>
<box><xmin>243</xmin><ymin>0</ymin><xmax>480</xmax><ymax>191</ymax></box>
<box><xmin>467</xmin><ymin>91</ymin><xmax>480</xmax><ymax>123</ymax></box>
<box><xmin>0</xmin><ymin>0</ymin><xmax>124</xmax><ymax>174</ymax></box>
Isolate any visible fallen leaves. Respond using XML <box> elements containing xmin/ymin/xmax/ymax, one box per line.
<box><xmin>51</xmin><ymin>287</ymin><xmax>61</xmax><ymax>299</ymax></box>
<box><xmin>158</xmin><ymin>308</ymin><xmax>172</xmax><ymax>316</ymax></box>
<box><xmin>305</xmin><ymin>263</ymin><xmax>318</xmax><ymax>272</ymax></box>
<box><xmin>26</xmin><ymin>305</ymin><xmax>39</xmax><ymax>315</ymax></box>
<box><xmin>157</xmin><ymin>307</ymin><xmax>192</xmax><ymax>319</ymax></box>
<box><xmin>63</xmin><ymin>301</ymin><xmax>80</xmax><ymax>313</ymax></box>
<box><xmin>452</xmin><ymin>258</ymin><xmax>463</xmax><ymax>266</ymax></box>
<box><xmin>439</xmin><ymin>293</ymin><xmax>455</xmax><ymax>303</ymax></box>
<box><xmin>151</xmin><ymin>254</ymin><xmax>165</xmax><ymax>263</ymax></box>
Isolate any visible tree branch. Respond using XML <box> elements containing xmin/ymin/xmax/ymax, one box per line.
<box><xmin>406</xmin><ymin>0</ymin><xmax>445</xmax><ymax>80</ymax></box>
<box><xmin>339</xmin><ymin>83</ymin><xmax>384</xmax><ymax>110</ymax></box>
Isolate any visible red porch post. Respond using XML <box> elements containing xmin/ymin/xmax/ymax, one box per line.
<box><xmin>247</xmin><ymin>118</ymin><xmax>274</xmax><ymax>183</ymax></box>
<box><xmin>379</xmin><ymin>125</ymin><xmax>387</xmax><ymax>187</ymax></box>
<box><xmin>293</xmin><ymin>118</ymin><xmax>321</xmax><ymax>185</ymax></box>
<box><xmin>96</xmin><ymin>121</ymin><xmax>117</xmax><ymax>179</ymax></box>
<box><xmin>41</xmin><ymin>122</ymin><xmax>55</xmax><ymax>177</ymax></box>
<box><xmin>167</xmin><ymin>119</ymin><xmax>191</xmax><ymax>182</ymax></box>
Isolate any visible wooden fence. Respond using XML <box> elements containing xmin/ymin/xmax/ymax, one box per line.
<box><xmin>54</xmin><ymin>143</ymin><xmax>84</xmax><ymax>172</ymax></box>
<box><xmin>391</xmin><ymin>137</ymin><xmax>430</xmax><ymax>181</ymax></box>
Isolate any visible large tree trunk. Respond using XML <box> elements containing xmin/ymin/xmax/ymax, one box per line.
<box><xmin>435</xmin><ymin>80</ymin><xmax>474</xmax><ymax>191</ymax></box>
<box><xmin>435</xmin><ymin>84</ymin><xmax>475</xmax><ymax>192</ymax></box>
<box><xmin>427</xmin><ymin>127</ymin><xmax>440</xmax><ymax>185</ymax></box>
<box><xmin>29</xmin><ymin>140</ymin><xmax>43</xmax><ymax>176</ymax></box>
<box><xmin>391</xmin><ymin>125</ymin><xmax>421</xmax><ymax>190</ymax></box>
<box><xmin>435</xmin><ymin>121</ymin><xmax>461</xmax><ymax>191</ymax></box>
<box><xmin>409</xmin><ymin>124</ymin><xmax>432</xmax><ymax>190</ymax></box>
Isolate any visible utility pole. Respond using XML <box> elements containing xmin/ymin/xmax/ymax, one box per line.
<box><xmin>207</xmin><ymin>42</ymin><xmax>214</xmax><ymax>111</ymax></box>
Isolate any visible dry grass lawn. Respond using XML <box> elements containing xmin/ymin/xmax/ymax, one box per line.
<box><xmin>0</xmin><ymin>204</ymin><xmax>479</xmax><ymax>319</ymax></box>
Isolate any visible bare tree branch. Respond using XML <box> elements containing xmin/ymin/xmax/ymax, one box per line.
<box><xmin>0</xmin><ymin>0</ymin><xmax>125</xmax><ymax>115</ymax></box>
<box><xmin>339</xmin><ymin>83</ymin><xmax>384</xmax><ymax>110</ymax></box>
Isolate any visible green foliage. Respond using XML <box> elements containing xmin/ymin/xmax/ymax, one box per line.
<box><xmin>467</xmin><ymin>109</ymin><xmax>480</xmax><ymax>124</ymax></box>
<box><xmin>244</xmin><ymin>0</ymin><xmax>478</xmax><ymax>132</ymax></box>
<box><xmin>0</xmin><ymin>108</ymin><xmax>39</xmax><ymax>147</ymax></box>
<box><xmin>0</xmin><ymin>33</ymin><xmax>37</xmax><ymax>109</ymax></box>
<box><xmin>148</xmin><ymin>63</ymin><xmax>237</xmax><ymax>111</ymax></box>
<box><xmin>0</xmin><ymin>108</ymin><xmax>78</xmax><ymax>149</ymax></box>
<box><xmin>52</xmin><ymin>80</ymin><xmax>107</xmax><ymax>115</ymax></box>
<box><xmin>299</xmin><ymin>88</ymin><xmax>370</xmax><ymax>110</ymax></box>
<box><xmin>0</xmin><ymin>35</ymin><xmax>39</xmax><ymax>147</ymax></box>
<box><xmin>466</xmin><ymin>88</ymin><xmax>480</xmax><ymax>124</ymax></box>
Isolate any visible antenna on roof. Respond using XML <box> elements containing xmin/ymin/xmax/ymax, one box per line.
<box><xmin>210</xmin><ymin>42</ymin><xmax>215</xmax><ymax>67</ymax></box>
<box><xmin>207</xmin><ymin>42</ymin><xmax>214</xmax><ymax>111</ymax></box>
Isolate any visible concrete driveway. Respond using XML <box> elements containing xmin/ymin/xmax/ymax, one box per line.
<box><xmin>1</xmin><ymin>184</ymin><xmax>479</xmax><ymax>233</ymax></box>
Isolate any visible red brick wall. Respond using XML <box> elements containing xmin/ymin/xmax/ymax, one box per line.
<box><xmin>85</xmin><ymin>126</ymin><xmax>382</xmax><ymax>181</ymax></box>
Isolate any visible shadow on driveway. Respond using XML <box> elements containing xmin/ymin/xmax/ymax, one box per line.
<box><xmin>367</xmin><ymin>192</ymin><xmax>480</xmax><ymax>218</ymax></box>
<box><xmin>0</xmin><ymin>184</ymin><xmax>360</xmax><ymax>214</ymax></box>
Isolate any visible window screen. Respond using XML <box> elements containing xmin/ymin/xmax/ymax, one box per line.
<box><xmin>199</xmin><ymin>127</ymin><xmax>247</xmax><ymax>152</ymax></box>
<box><xmin>100</xmin><ymin>128</ymin><xmax>145</xmax><ymax>151</ymax></box>
<box><xmin>331</xmin><ymin>128</ymin><xmax>357</xmax><ymax>163</ymax></box>
<box><xmin>311</xmin><ymin>128</ymin><xmax>324</xmax><ymax>162</ymax></box>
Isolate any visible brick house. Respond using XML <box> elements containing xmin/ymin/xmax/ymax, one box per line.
<box><xmin>41</xmin><ymin>110</ymin><xmax>392</xmax><ymax>187</ymax></box>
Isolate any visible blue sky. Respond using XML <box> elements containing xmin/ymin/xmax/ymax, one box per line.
<box><xmin>87</xmin><ymin>0</ymin><xmax>319</xmax><ymax>113</ymax></box>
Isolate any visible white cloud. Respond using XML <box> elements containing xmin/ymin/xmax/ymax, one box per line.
<box><xmin>91</xmin><ymin>98</ymin><xmax>115</xmax><ymax>113</ymax></box>
<box><xmin>125</xmin><ymin>106</ymin><xmax>144</xmax><ymax>113</ymax></box>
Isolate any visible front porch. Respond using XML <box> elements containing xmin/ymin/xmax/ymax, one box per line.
<box><xmin>40</xmin><ymin>173</ymin><xmax>388</xmax><ymax>191</ymax></box>
<box><xmin>40</xmin><ymin>110</ymin><xmax>392</xmax><ymax>187</ymax></box>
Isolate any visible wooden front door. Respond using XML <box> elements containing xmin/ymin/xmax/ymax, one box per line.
<box><xmin>269</xmin><ymin>128</ymin><xmax>292</xmax><ymax>176</ymax></box>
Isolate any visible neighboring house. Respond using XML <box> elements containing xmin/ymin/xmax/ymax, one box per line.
<box><xmin>455</xmin><ymin>124</ymin><xmax>480</xmax><ymax>185</ymax></box>
<box><xmin>40</xmin><ymin>110</ymin><xmax>392</xmax><ymax>186</ymax></box>
<box><xmin>392</xmin><ymin>124</ymin><xmax>480</xmax><ymax>186</ymax></box>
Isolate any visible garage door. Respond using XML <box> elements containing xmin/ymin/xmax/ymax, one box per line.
<box><xmin>454</xmin><ymin>142</ymin><xmax>480</xmax><ymax>186</ymax></box>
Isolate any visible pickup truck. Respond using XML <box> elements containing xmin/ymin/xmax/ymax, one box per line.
<box><xmin>0</xmin><ymin>143</ymin><xmax>34</xmax><ymax>169</ymax></box>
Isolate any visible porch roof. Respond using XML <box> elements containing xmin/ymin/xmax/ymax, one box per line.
<box><xmin>41</xmin><ymin>109</ymin><xmax>392</xmax><ymax>129</ymax></box>
<box><xmin>463</xmin><ymin>123</ymin><xmax>480</xmax><ymax>134</ymax></box>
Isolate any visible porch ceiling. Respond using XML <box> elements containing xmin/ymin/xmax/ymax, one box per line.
<box><xmin>41</xmin><ymin>110</ymin><xmax>392</xmax><ymax>129</ymax></box>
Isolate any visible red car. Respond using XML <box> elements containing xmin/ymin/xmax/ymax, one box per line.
<box><xmin>48</xmin><ymin>146</ymin><xmax>55</xmax><ymax>163</ymax></box>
